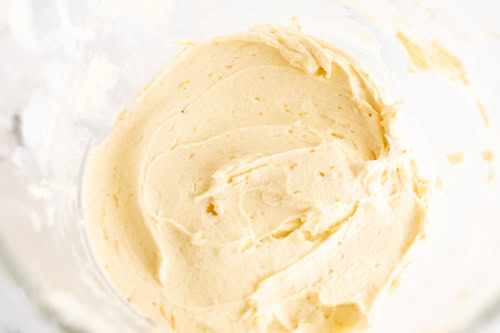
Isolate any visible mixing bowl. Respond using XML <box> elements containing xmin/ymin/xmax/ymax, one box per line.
<box><xmin>1</xmin><ymin>0</ymin><xmax>499</xmax><ymax>332</ymax></box>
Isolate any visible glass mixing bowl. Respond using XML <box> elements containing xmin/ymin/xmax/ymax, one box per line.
<box><xmin>1</xmin><ymin>0</ymin><xmax>500</xmax><ymax>332</ymax></box>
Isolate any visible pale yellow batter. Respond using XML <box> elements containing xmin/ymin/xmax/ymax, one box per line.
<box><xmin>84</xmin><ymin>25</ymin><xmax>428</xmax><ymax>332</ymax></box>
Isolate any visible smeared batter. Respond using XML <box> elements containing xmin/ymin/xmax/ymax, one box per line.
<box><xmin>396</xmin><ymin>30</ymin><xmax>469</xmax><ymax>85</ymax></box>
<box><xmin>84</xmin><ymin>25</ymin><xmax>428</xmax><ymax>332</ymax></box>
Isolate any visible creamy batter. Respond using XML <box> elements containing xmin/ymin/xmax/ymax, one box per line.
<box><xmin>84</xmin><ymin>25</ymin><xmax>428</xmax><ymax>332</ymax></box>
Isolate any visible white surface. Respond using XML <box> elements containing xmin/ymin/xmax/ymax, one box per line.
<box><xmin>0</xmin><ymin>265</ymin><xmax>59</xmax><ymax>333</ymax></box>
